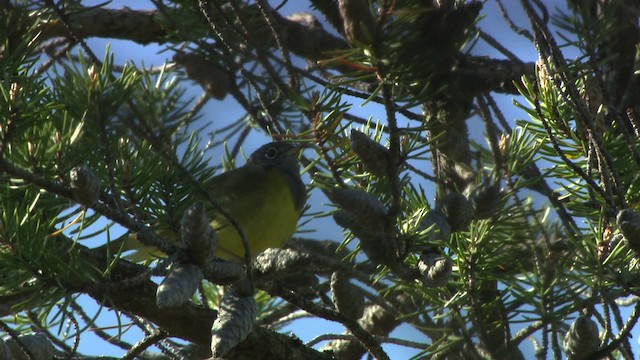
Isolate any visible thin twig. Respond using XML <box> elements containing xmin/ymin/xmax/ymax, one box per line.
<box><xmin>608</xmin><ymin>298</ymin><xmax>634</xmax><ymax>359</ymax></box>
<box><xmin>122</xmin><ymin>329</ymin><xmax>169</xmax><ymax>360</ymax></box>
<box><xmin>626</xmin><ymin>108</ymin><xmax>640</xmax><ymax>138</ymax></box>
<box><xmin>478</xmin><ymin>30</ymin><xmax>523</xmax><ymax>64</ymax></box>
<box><xmin>381</xmin><ymin>83</ymin><xmax>401</xmax><ymax>259</ymax></box>
<box><xmin>404</xmin><ymin>162</ymin><xmax>437</xmax><ymax>182</ymax></box>
<box><xmin>267</xmin><ymin>283</ymin><xmax>390</xmax><ymax>360</ymax></box>
<box><xmin>532</xmin><ymin>94</ymin><xmax>615</xmax><ymax>212</ymax></box>
<box><xmin>26</xmin><ymin>311</ymin><xmax>73</xmax><ymax>353</ymax></box>
<box><xmin>495</xmin><ymin>0</ymin><xmax>534</xmax><ymax>41</ymax></box>
<box><xmin>522</xmin><ymin>0</ymin><xmax>625</xmax><ymax>211</ymax></box>
<box><xmin>476</xmin><ymin>95</ymin><xmax>504</xmax><ymax>175</ymax></box>
<box><xmin>307</xmin><ymin>333</ymin><xmax>430</xmax><ymax>350</ymax></box>
<box><xmin>33</xmin><ymin>39</ymin><xmax>76</xmax><ymax>77</ymax></box>
<box><xmin>43</xmin><ymin>0</ymin><xmax>101</xmax><ymax>65</ymax></box>
<box><xmin>70</xmin><ymin>301</ymin><xmax>134</xmax><ymax>350</ymax></box>
<box><xmin>0</xmin><ymin>157</ymin><xmax>180</xmax><ymax>256</ymax></box>
<box><xmin>484</xmin><ymin>93</ymin><xmax>513</xmax><ymax>133</ymax></box>
<box><xmin>255</xmin><ymin>0</ymin><xmax>297</xmax><ymax>88</ymax></box>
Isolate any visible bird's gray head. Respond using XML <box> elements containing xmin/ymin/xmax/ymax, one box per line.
<box><xmin>249</xmin><ymin>142</ymin><xmax>300</xmax><ymax>170</ymax></box>
<box><xmin>248</xmin><ymin>142</ymin><xmax>306</xmax><ymax>210</ymax></box>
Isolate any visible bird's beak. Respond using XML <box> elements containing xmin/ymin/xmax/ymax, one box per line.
<box><xmin>285</xmin><ymin>143</ymin><xmax>306</xmax><ymax>159</ymax></box>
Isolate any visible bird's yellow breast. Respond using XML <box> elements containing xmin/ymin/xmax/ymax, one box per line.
<box><xmin>213</xmin><ymin>167</ymin><xmax>301</xmax><ymax>260</ymax></box>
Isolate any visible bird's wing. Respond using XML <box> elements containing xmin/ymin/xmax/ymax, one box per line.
<box><xmin>205</xmin><ymin>164</ymin><xmax>266</xmax><ymax>228</ymax></box>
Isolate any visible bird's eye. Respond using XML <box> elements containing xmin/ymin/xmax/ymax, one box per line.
<box><xmin>264</xmin><ymin>147</ymin><xmax>279</xmax><ymax>159</ymax></box>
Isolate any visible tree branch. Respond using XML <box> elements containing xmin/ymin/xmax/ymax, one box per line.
<box><xmin>35</xmin><ymin>5</ymin><xmax>533</xmax><ymax>95</ymax></box>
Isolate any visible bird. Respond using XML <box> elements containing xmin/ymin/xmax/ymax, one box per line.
<box><xmin>103</xmin><ymin>142</ymin><xmax>306</xmax><ymax>262</ymax></box>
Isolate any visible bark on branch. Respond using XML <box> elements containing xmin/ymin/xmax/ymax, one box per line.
<box><xmin>35</xmin><ymin>5</ymin><xmax>533</xmax><ymax>95</ymax></box>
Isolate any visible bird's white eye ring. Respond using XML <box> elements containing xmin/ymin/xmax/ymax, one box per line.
<box><xmin>264</xmin><ymin>147</ymin><xmax>279</xmax><ymax>159</ymax></box>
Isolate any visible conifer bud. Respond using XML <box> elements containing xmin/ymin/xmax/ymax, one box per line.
<box><xmin>350</xmin><ymin>129</ymin><xmax>389</xmax><ymax>177</ymax></box>
<box><xmin>331</xmin><ymin>271</ymin><xmax>365</xmax><ymax>320</ymax></box>
<box><xmin>0</xmin><ymin>338</ymin><xmax>10</xmax><ymax>360</ymax></box>
<box><xmin>156</xmin><ymin>263</ymin><xmax>203</xmax><ymax>308</ymax></box>
<box><xmin>404</xmin><ymin>208</ymin><xmax>451</xmax><ymax>252</ymax></box>
<box><xmin>70</xmin><ymin>166</ymin><xmax>101</xmax><ymax>206</ymax></box>
<box><xmin>211</xmin><ymin>288</ymin><xmax>257</xmax><ymax>357</ymax></box>
<box><xmin>181</xmin><ymin>202</ymin><xmax>217</xmax><ymax>266</ymax></box>
<box><xmin>206</xmin><ymin>260</ymin><xmax>246</xmax><ymax>285</ymax></box>
<box><xmin>333</xmin><ymin>210</ymin><xmax>394</xmax><ymax>265</ymax></box>
<box><xmin>437</xmin><ymin>192</ymin><xmax>473</xmax><ymax>232</ymax></box>
<box><xmin>463</xmin><ymin>182</ymin><xmax>501</xmax><ymax>219</ymax></box>
<box><xmin>10</xmin><ymin>82</ymin><xmax>21</xmax><ymax>107</ymax></box>
<box><xmin>617</xmin><ymin>209</ymin><xmax>640</xmax><ymax>255</ymax></box>
<box><xmin>253</xmin><ymin>248</ymin><xmax>311</xmax><ymax>282</ymax></box>
<box><xmin>499</xmin><ymin>133</ymin><xmax>510</xmax><ymax>164</ymax></box>
<box><xmin>536</xmin><ymin>56</ymin><xmax>552</xmax><ymax>91</ymax></box>
<box><xmin>418</xmin><ymin>210</ymin><xmax>451</xmax><ymax>243</ymax></box>
<box><xmin>563</xmin><ymin>315</ymin><xmax>599</xmax><ymax>360</ymax></box>
<box><xmin>417</xmin><ymin>252</ymin><xmax>452</xmax><ymax>287</ymax></box>
<box><xmin>6</xmin><ymin>333</ymin><xmax>54</xmax><ymax>360</ymax></box>
<box><xmin>330</xmin><ymin>188</ymin><xmax>388</xmax><ymax>229</ymax></box>
<box><xmin>87</xmin><ymin>65</ymin><xmax>98</xmax><ymax>85</ymax></box>
<box><xmin>338</xmin><ymin>0</ymin><xmax>375</xmax><ymax>45</ymax></box>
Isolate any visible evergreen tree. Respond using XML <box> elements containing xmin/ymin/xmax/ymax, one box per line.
<box><xmin>1</xmin><ymin>1</ymin><xmax>639</xmax><ymax>359</ymax></box>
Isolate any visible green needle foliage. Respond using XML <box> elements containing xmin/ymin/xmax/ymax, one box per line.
<box><xmin>2</xmin><ymin>1</ymin><xmax>640</xmax><ymax>359</ymax></box>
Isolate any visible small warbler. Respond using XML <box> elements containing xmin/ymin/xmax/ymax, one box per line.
<box><xmin>104</xmin><ymin>142</ymin><xmax>306</xmax><ymax>262</ymax></box>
